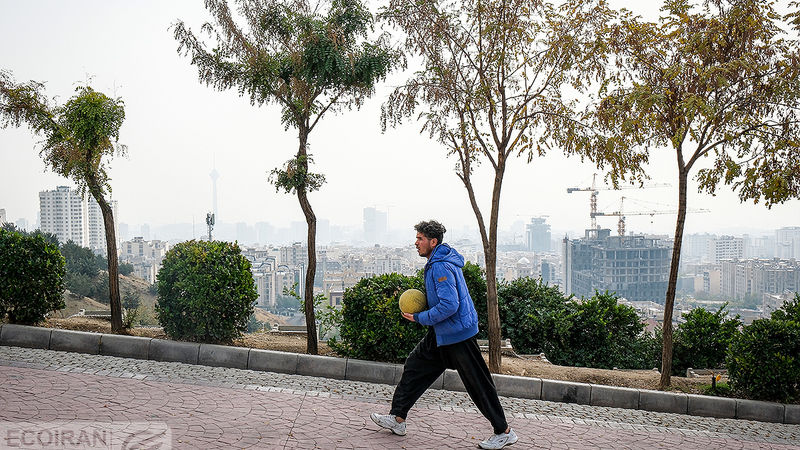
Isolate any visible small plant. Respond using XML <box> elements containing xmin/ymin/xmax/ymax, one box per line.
<box><xmin>702</xmin><ymin>378</ymin><xmax>732</xmax><ymax>397</ymax></box>
<box><xmin>122</xmin><ymin>307</ymin><xmax>140</xmax><ymax>329</ymax></box>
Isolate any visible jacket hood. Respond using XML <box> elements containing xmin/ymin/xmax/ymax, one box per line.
<box><xmin>428</xmin><ymin>243</ymin><xmax>464</xmax><ymax>268</ymax></box>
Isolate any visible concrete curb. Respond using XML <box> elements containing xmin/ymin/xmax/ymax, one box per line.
<box><xmin>0</xmin><ymin>324</ymin><xmax>52</xmax><ymax>349</ymax></box>
<box><xmin>100</xmin><ymin>334</ymin><xmax>151</xmax><ymax>359</ymax></box>
<box><xmin>591</xmin><ymin>384</ymin><xmax>639</xmax><ymax>410</ymax></box>
<box><xmin>639</xmin><ymin>389</ymin><xmax>687</xmax><ymax>415</ymax></box>
<box><xmin>542</xmin><ymin>379</ymin><xmax>591</xmax><ymax>405</ymax></box>
<box><xmin>345</xmin><ymin>358</ymin><xmax>398</xmax><ymax>384</ymax></box>
<box><xmin>248</xmin><ymin>348</ymin><xmax>298</xmax><ymax>374</ymax></box>
<box><xmin>149</xmin><ymin>339</ymin><xmax>200</xmax><ymax>365</ymax></box>
<box><xmin>50</xmin><ymin>329</ymin><xmax>101</xmax><ymax>355</ymax></box>
<box><xmin>687</xmin><ymin>394</ymin><xmax>737</xmax><ymax>419</ymax></box>
<box><xmin>0</xmin><ymin>324</ymin><xmax>797</xmax><ymax>424</ymax></box>
<box><xmin>199</xmin><ymin>343</ymin><xmax>250</xmax><ymax>370</ymax></box>
<box><xmin>493</xmin><ymin>374</ymin><xmax>542</xmax><ymax>400</ymax></box>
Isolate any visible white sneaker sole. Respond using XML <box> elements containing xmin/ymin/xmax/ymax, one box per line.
<box><xmin>370</xmin><ymin>414</ymin><xmax>406</xmax><ymax>436</ymax></box>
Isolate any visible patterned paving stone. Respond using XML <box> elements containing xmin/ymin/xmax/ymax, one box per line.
<box><xmin>0</xmin><ymin>346</ymin><xmax>798</xmax><ymax>448</ymax></box>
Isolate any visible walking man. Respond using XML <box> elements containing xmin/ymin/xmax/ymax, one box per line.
<box><xmin>370</xmin><ymin>220</ymin><xmax>518</xmax><ymax>449</ymax></box>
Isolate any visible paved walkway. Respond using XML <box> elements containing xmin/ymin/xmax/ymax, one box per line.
<box><xmin>0</xmin><ymin>346</ymin><xmax>798</xmax><ymax>449</ymax></box>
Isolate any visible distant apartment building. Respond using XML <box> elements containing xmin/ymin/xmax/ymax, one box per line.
<box><xmin>363</xmin><ymin>207</ymin><xmax>387</xmax><ymax>244</ymax></box>
<box><xmin>540</xmin><ymin>258</ymin><xmax>559</xmax><ymax>286</ymax></box>
<box><xmin>702</xmin><ymin>266</ymin><xmax>723</xmax><ymax>295</ymax></box>
<box><xmin>525</xmin><ymin>217</ymin><xmax>551</xmax><ymax>252</ymax></box>
<box><xmin>722</xmin><ymin>258</ymin><xmax>800</xmax><ymax>301</ymax></box>
<box><xmin>746</xmin><ymin>234</ymin><xmax>776</xmax><ymax>259</ymax></box>
<box><xmin>776</xmin><ymin>227</ymin><xmax>800</xmax><ymax>259</ymax></box>
<box><xmin>39</xmin><ymin>186</ymin><xmax>88</xmax><ymax>246</ymax></box>
<box><xmin>374</xmin><ymin>255</ymin><xmax>405</xmax><ymax>275</ymax></box>
<box><xmin>680</xmin><ymin>262</ymin><xmax>722</xmax><ymax>296</ymax></box>
<box><xmin>763</xmin><ymin>291</ymin><xmax>795</xmax><ymax>315</ymax></box>
<box><xmin>245</xmin><ymin>246</ymin><xmax>306</xmax><ymax>308</ymax></box>
<box><xmin>86</xmin><ymin>197</ymin><xmax>119</xmax><ymax>251</ymax></box>
<box><xmin>682</xmin><ymin>233</ymin><xmax>716</xmax><ymax>262</ymax></box>
<box><xmin>39</xmin><ymin>186</ymin><xmax>118</xmax><ymax>252</ymax></box>
<box><xmin>119</xmin><ymin>237</ymin><xmax>170</xmax><ymax>284</ymax></box>
<box><xmin>280</xmin><ymin>242</ymin><xmax>308</xmax><ymax>267</ymax></box>
<box><xmin>0</xmin><ymin>208</ymin><xmax>6</xmax><ymax>224</ymax></box>
<box><xmin>563</xmin><ymin>229</ymin><xmax>672</xmax><ymax>302</ymax></box>
<box><xmin>708</xmin><ymin>236</ymin><xmax>744</xmax><ymax>263</ymax></box>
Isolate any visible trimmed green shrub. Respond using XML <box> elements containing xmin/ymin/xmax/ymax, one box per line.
<box><xmin>155</xmin><ymin>240</ymin><xmax>257</xmax><ymax>343</ymax></box>
<box><xmin>672</xmin><ymin>304</ymin><xmax>741</xmax><ymax>375</ymax></box>
<box><xmin>547</xmin><ymin>291</ymin><xmax>645</xmax><ymax>369</ymax></box>
<box><xmin>328</xmin><ymin>273</ymin><xmax>426</xmax><ymax>363</ymax></box>
<box><xmin>727</xmin><ymin>295</ymin><xmax>800</xmax><ymax>403</ymax></box>
<box><xmin>0</xmin><ymin>229</ymin><xmax>66</xmax><ymax>324</ymax></box>
<box><xmin>498</xmin><ymin>277</ymin><xmax>570</xmax><ymax>355</ymax></box>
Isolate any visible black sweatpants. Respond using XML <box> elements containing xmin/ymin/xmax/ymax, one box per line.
<box><xmin>389</xmin><ymin>329</ymin><xmax>508</xmax><ymax>434</ymax></box>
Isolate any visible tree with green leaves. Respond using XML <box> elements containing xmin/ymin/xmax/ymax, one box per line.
<box><xmin>380</xmin><ymin>0</ymin><xmax>641</xmax><ymax>372</ymax></box>
<box><xmin>594</xmin><ymin>0</ymin><xmax>800</xmax><ymax>387</ymax></box>
<box><xmin>174</xmin><ymin>0</ymin><xmax>397</xmax><ymax>354</ymax></box>
<box><xmin>0</xmin><ymin>71</ymin><xmax>127</xmax><ymax>331</ymax></box>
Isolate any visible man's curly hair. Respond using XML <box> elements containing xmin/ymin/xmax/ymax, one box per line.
<box><xmin>414</xmin><ymin>220</ymin><xmax>446</xmax><ymax>245</ymax></box>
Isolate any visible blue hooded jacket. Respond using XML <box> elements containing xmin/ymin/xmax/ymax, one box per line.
<box><xmin>413</xmin><ymin>243</ymin><xmax>479</xmax><ymax>346</ymax></box>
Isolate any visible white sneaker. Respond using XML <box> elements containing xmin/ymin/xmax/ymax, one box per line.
<box><xmin>478</xmin><ymin>428</ymin><xmax>518</xmax><ymax>449</ymax></box>
<box><xmin>370</xmin><ymin>413</ymin><xmax>407</xmax><ymax>436</ymax></box>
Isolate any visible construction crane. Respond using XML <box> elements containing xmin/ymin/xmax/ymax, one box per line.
<box><xmin>567</xmin><ymin>173</ymin><xmax>670</xmax><ymax>230</ymax></box>
<box><xmin>592</xmin><ymin>197</ymin><xmax>710</xmax><ymax>236</ymax></box>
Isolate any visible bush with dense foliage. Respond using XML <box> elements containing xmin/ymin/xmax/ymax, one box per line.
<box><xmin>0</xmin><ymin>229</ymin><xmax>66</xmax><ymax>324</ymax></box>
<box><xmin>328</xmin><ymin>273</ymin><xmax>426</xmax><ymax>363</ymax></box>
<box><xmin>497</xmin><ymin>277</ymin><xmax>570</xmax><ymax>355</ymax></box>
<box><xmin>546</xmin><ymin>291</ymin><xmax>646</xmax><ymax>369</ymax></box>
<box><xmin>155</xmin><ymin>240</ymin><xmax>257</xmax><ymax>343</ymax></box>
<box><xmin>726</xmin><ymin>295</ymin><xmax>800</xmax><ymax>403</ymax></box>
<box><xmin>672</xmin><ymin>304</ymin><xmax>741</xmax><ymax>375</ymax></box>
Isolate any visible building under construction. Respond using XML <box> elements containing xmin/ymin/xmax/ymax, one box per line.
<box><xmin>563</xmin><ymin>228</ymin><xmax>673</xmax><ymax>303</ymax></box>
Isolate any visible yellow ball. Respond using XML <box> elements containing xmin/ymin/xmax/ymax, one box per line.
<box><xmin>399</xmin><ymin>288</ymin><xmax>427</xmax><ymax>314</ymax></box>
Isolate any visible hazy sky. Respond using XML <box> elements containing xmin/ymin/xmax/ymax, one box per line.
<box><xmin>1</xmin><ymin>0</ymin><xmax>797</xmax><ymax>238</ymax></box>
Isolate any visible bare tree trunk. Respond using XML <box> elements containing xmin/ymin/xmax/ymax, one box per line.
<box><xmin>90</xmin><ymin>186</ymin><xmax>123</xmax><ymax>332</ymax></box>
<box><xmin>297</xmin><ymin>128</ymin><xmax>318</xmax><ymax>355</ymax></box>
<box><xmin>484</xmin><ymin>244</ymin><xmax>501</xmax><ymax>372</ymax></box>
<box><xmin>485</xmin><ymin>159</ymin><xmax>506</xmax><ymax>373</ymax></box>
<box><xmin>659</xmin><ymin>169</ymin><xmax>688</xmax><ymax>388</ymax></box>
